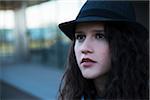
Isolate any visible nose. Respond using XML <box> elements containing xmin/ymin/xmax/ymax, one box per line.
<box><xmin>81</xmin><ymin>38</ymin><xmax>94</xmax><ymax>54</ymax></box>
<box><xmin>81</xmin><ymin>49</ymin><xmax>93</xmax><ymax>54</ymax></box>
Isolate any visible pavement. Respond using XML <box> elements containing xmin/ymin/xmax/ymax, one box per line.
<box><xmin>1</xmin><ymin>63</ymin><xmax>64</xmax><ymax>100</ymax></box>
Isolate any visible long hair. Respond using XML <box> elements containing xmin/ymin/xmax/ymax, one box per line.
<box><xmin>58</xmin><ymin>23</ymin><xmax>149</xmax><ymax>100</ymax></box>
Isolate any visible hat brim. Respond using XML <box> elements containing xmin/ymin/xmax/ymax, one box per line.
<box><xmin>59</xmin><ymin>17</ymin><xmax>148</xmax><ymax>40</ymax></box>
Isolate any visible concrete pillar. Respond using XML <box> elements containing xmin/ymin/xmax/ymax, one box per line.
<box><xmin>14</xmin><ymin>2</ymin><xmax>28</xmax><ymax>61</ymax></box>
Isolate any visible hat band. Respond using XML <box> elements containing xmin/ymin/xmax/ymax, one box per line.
<box><xmin>77</xmin><ymin>9</ymin><xmax>134</xmax><ymax>21</ymax></box>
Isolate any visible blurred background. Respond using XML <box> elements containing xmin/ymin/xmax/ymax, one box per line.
<box><xmin>0</xmin><ymin>0</ymin><xmax>148</xmax><ymax>100</ymax></box>
<box><xmin>0</xmin><ymin>0</ymin><xmax>86</xmax><ymax>99</ymax></box>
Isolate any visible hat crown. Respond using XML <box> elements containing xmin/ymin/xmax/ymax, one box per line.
<box><xmin>77</xmin><ymin>1</ymin><xmax>136</xmax><ymax>21</ymax></box>
<box><xmin>58</xmin><ymin>1</ymin><xmax>148</xmax><ymax>40</ymax></box>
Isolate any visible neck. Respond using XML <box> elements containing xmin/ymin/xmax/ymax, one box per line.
<box><xmin>94</xmin><ymin>74</ymin><xmax>108</xmax><ymax>96</ymax></box>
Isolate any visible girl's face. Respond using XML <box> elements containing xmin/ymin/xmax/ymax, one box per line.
<box><xmin>74</xmin><ymin>22</ymin><xmax>111</xmax><ymax>79</ymax></box>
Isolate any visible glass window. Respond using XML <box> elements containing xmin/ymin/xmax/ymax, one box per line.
<box><xmin>0</xmin><ymin>10</ymin><xmax>15</xmax><ymax>57</ymax></box>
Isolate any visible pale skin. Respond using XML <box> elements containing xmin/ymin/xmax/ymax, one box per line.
<box><xmin>74</xmin><ymin>22</ymin><xmax>111</xmax><ymax>94</ymax></box>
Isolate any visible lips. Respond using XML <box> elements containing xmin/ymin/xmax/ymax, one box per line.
<box><xmin>80</xmin><ymin>58</ymin><xmax>97</xmax><ymax>67</ymax></box>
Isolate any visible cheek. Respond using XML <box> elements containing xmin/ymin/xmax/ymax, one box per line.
<box><xmin>100</xmin><ymin>47</ymin><xmax>110</xmax><ymax>60</ymax></box>
<box><xmin>74</xmin><ymin>44</ymin><xmax>80</xmax><ymax>65</ymax></box>
<box><xmin>97</xmin><ymin>46</ymin><xmax>111</xmax><ymax>69</ymax></box>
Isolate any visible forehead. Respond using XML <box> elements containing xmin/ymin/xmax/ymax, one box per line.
<box><xmin>75</xmin><ymin>22</ymin><xmax>104</xmax><ymax>31</ymax></box>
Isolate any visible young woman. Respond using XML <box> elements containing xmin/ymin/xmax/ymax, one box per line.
<box><xmin>58</xmin><ymin>1</ymin><xmax>149</xmax><ymax>100</ymax></box>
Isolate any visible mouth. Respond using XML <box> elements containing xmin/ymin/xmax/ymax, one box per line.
<box><xmin>80</xmin><ymin>58</ymin><xmax>97</xmax><ymax>68</ymax></box>
<box><xmin>80</xmin><ymin>58</ymin><xmax>97</xmax><ymax>67</ymax></box>
<box><xmin>81</xmin><ymin>58</ymin><xmax>97</xmax><ymax>64</ymax></box>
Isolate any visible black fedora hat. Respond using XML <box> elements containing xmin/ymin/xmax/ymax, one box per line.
<box><xmin>59</xmin><ymin>1</ymin><xmax>148</xmax><ymax>40</ymax></box>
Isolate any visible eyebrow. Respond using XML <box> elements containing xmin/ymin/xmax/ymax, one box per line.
<box><xmin>75</xmin><ymin>29</ymin><xmax>104</xmax><ymax>34</ymax></box>
<box><xmin>75</xmin><ymin>31</ymin><xmax>84</xmax><ymax>34</ymax></box>
<box><xmin>92</xmin><ymin>29</ymin><xmax>104</xmax><ymax>33</ymax></box>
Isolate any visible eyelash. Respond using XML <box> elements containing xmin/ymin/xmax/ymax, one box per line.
<box><xmin>75</xmin><ymin>34</ymin><xmax>86</xmax><ymax>42</ymax></box>
<box><xmin>75</xmin><ymin>33</ymin><xmax>105</xmax><ymax>42</ymax></box>
<box><xmin>95</xmin><ymin>33</ymin><xmax>105</xmax><ymax>39</ymax></box>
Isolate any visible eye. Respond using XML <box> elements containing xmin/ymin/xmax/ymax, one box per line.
<box><xmin>75</xmin><ymin>34</ymin><xmax>86</xmax><ymax>42</ymax></box>
<box><xmin>95</xmin><ymin>33</ymin><xmax>105</xmax><ymax>39</ymax></box>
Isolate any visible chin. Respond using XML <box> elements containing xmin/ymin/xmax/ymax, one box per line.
<box><xmin>82</xmin><ymin>73</ymin><xmax>100</xmax><ymax>79</ymax></box>
<box><xmin>82</xmin><ymin>70</ymin><xmax>108</xmax><ymax>79</ymax></box>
